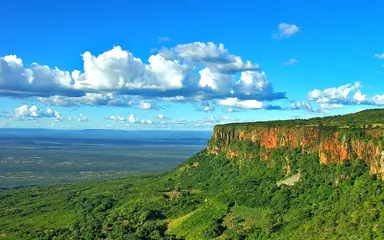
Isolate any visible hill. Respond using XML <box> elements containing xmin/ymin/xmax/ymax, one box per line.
<box><xmin>2</xmin><ymin>109</ymin><xmax>384</xmax><ymax>239</ymax></box>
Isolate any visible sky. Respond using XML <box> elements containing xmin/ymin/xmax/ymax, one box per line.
<box><xmin>1</xmin><ymin>0</ymin><xmax>384</xmax><ymax>130</ymax></box>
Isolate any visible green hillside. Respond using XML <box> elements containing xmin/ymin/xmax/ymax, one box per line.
<box><xmin>2</xmin><ymin>110</ymin><xmax>384</xmax><ymax>239</ymax></box>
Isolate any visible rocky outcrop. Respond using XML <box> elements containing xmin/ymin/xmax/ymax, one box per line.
<box><xmin>207</xmin><ymin>125</ymin><xmax>384</xmax><ymax>178</ymax></box>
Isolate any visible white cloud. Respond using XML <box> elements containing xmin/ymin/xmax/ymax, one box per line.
<box><xmin>318</xmin><ymin>103</ymin><xmax>344</xmax><ymax>110</ymax></box>
<box><xmin>14</xmin><ymin>105</ymin><xmax>31</xmax><ymax>118</ymax></box>
<box><xmin>371</xmin><ymin>94</ymin><xmax>384</xmax><ymax>105</ymax></box>
<box><xmin>38</xmin><ymin>95</ymin><xmax>77</xmax><ymax>107</ymax></box>
<box><xmin>78</xmin><ymin>114</ymin><xmax>88</xmax><ymax>122</ymax></box>
<box><xmin>137</xmin><ymin>101</ymin><xmax>152</xmax><ymax>110</ymax></box>
<box><xmin>146</xmin><ymin>54</ymin><xmax>189</xmax><ymax>90</ymax></box>
<box><xmin>353</xmin><ymin>90</ymin><xmax>368</xmax><ymax>104</ymax></box>
<box><xmin>308</xmin><ymin>82</ymin><xmax>360</xmax><ymax>104</ymax></box>
<box><xmin>37</xmin><ymin>94</ymin><xmax>163</xmax><ymax>110</ymax></box>
<box><xmin>160</xmin><ymin>96</ymin><xmax>186</xmax><ymax>101</ymax></box>
<box><xmin>128</xmin><ymin>114</ymin><xmax>136</xmax><ymax>123</ymax></box>
<box><xmin>46</xmin><ymin>107</ymin><xmax>62</xmax><ymax>121</ymax></box>
<box><xmin>164</xmin><ymin>42</ymin><xmax>260</xmax><ymax>73</ymax></box>
<box><xmin>14</xmin><ymin>105</ymin><xmax>62</xmax><ymax>121</ymax></box>
<box><xmin>74</xmin><ymin>46</ymin><xmax>146</xmax><ymax>91</ymax></box>
<box><xmin>199</xmin><ymin>67</ymin><xmax>229</xmax><ymax>90</ymax></box>
<box><xmin>233</xmin><ymin>71</ymin><xmax>273</xmax><ymax>98</ymax></box>
<box><xmin>216</xmin><ymin>97</ymin><xmax>264</xmax><ymax>109</ymax></box>
<box><xmin>0</xmin><ymin>55</ymin><xmax>76</xmax><ymax>97</ymax></box>
<box><xmin>374</xmin><ymin>53</ymin><xmax>384</xmax><ymax>59</ymax></box>
<box><xmin>189</xmin><ymin>114</ymin><xmax>240</xmax><ymax>127</ymax></box>
<box><xmin>284</xmin><ymin>59</ymin><xmax>299</xmax><ymax>65</ymax></box>
<box><xmin>1</xmin><ymin>43</ymin><xmax>286</xmax><ymax>110</ymax></box>
<box><xmin>140</xmin><ymin>119</ymin><xmax>154</xmax><ymax>125</ymax></box>
<box><xmin>203</xmin><ymin>105</ymin><xmax>215</xmax><ymax>112</ymax></box>
<box><xmin>108</xmin><ymin>115</ymin><xmax>125</xmax><ymax>122</ymax></box>
<box><xmin>306</xmin><ymin>82</ymin><xmax>384</xmax><ymax>112</ymax></box>
<box><xmin>291</xmin><ymin>101</ymin><xmax>312</xmax><ymax>111</ymax></box>
<box><xmin>274</xmin><ymin>23</ymin><xmax>300</xmax><ymax>39</ymax></box>
<box><xmin>170</xmin><ymin>42</ymin><xmax>231</xmax><ymax>63</ymax></box>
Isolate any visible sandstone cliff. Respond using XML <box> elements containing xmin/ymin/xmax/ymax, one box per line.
<box><xmin>207</xmin><ymin>125</ymin><xmax>384</xmax><ymax>178</ymax></box>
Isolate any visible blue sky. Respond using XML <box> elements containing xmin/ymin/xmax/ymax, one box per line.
<box><xmin>1</xmin><ymin>0</ymin><xmax>384</xmax><ymax>130</ymax></box>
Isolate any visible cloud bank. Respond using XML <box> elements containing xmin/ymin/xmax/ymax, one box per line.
<box><xmin>300</xmin><ymin>82</ymin><xmax>384</xmax><ymax>112</ymax></box>
<box><xmin>14</xmin><ymin>105</ymin><xmax>62</xmax><ymax>121</ymax></box>
<box><xmin>0</xmin><ymin>42</ymin><xmax>286</xmax><ymax>110</ymax></box>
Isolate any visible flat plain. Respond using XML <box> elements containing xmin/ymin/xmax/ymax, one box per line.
<box><xmin>0</xmin><ymin>129</ymin><xmax>211</xmax><ymax>188</ymax></box>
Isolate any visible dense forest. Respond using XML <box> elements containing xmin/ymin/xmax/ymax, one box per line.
<box><xmin>2</xmin><ymin>109</ymin><xmax>384</xmax><ymax>239</ymax></box>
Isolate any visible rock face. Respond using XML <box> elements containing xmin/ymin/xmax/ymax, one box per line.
<box><xmin>207</xmin><ymin>125</ymin><xmax>384</xmax><ymax>178</ymax></box>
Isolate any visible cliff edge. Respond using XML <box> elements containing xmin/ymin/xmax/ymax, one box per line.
<box><xmin>207</xmin><ymin>109</ymin><xmax>384</xmax><ymax>178</ymax></box>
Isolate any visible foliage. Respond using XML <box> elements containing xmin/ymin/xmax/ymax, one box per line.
<box><xmin>215</xmin><ymin>108</ymin><xmax>384</xmax><ymax>129</ymax></box>
<box><xmin>2</xmin><ymin>146</ymin><xmax>384</xmax><ymax>239</ymax></box>
<box><xmin>3</xmin><ymin>109</ymin><xmax>384</xmax><ymax>239</ymax></box>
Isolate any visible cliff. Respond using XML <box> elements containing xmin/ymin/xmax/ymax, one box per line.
<box><xmin>207</xmin><ymin>124</ymin><xmax>384</xmax><ymax>178</ymax></box>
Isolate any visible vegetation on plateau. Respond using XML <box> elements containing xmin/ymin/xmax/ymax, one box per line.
<box><xmin>215</xmin><ymin>108</ymin><xmax>384</xmax><ymax>131</ymax></box>
<box><xmin>2</xmin><ymin>109</ymin><xmax>384</xmax><ymax>239</ymax></box>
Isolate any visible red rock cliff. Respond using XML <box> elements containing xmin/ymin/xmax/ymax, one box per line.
<box><xmin>207</xmin><ymin>125</ymin><xmax>384</xmax><ymax>177</ymax></box>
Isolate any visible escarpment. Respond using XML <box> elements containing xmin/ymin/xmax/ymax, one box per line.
<box><xmin>207</xmin><ymin>124</ymin><xmax>384</xmax><ymax>178</ymax></box>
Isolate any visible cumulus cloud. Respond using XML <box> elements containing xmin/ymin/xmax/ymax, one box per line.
<box><xmin>274</xmin><ymin>23</ymin><xmax>300</xmax><ymax>39</ymax></box>
<box><xmin>108</xmin><ymin>115</ymin><xmax>126</xmax><ymax>122</ymax></box>
<box><xmin>78</xmin><ymin>114</ymin><xmax>88</xmax><ymax>122</ymax></box>
<box><xmin>140</xmin><ymin>119</ymin><xmax>154</xmax><ymax>125</ymax></box>
<box><xmin>162</xmin><ymin>42</ymin><xmax>260</xmax><ymax>74</ymax></box>
<box><xmin>232</xmin><ymin>71</ymin><xmax>283</xmax><ymax>100</ymax></box>
<box><xmin>371</xmin><ymin>94</ymin><xmax>384</xmax><ymax>105</ymax></box>
<box><xmin>353</xmin><ymin>90</ymin><xmax>368</xmax><ymax>104</ymax></box>
<box><xmin>14</xmin><ymin>105</ymin><xmax>62</xmax><ymax>121</ymax></box>
<box><xmin>1</xmin><ymin>42</ymin><xmax>286</xmax><ymax>109</ymax></box>
<box><xmin>46</xmin><ymin>108</ymin><xmax>63</xmax><ymax>121</ymax></box>
<box><xmin>152</xmin><ymin>114</ymin><xmax>173</xmax><ymax>126</ymax></box>
<box><xmin>216</xmin><ymin>97</ymin><xmax>264</xmax><ymax>109</ymax></box>
<box><xmin>137</xmin><ymin>101</ymin><xmax>153</xmax><ymax>110</ymax></box>
<box><xmin>128</xmin><ymin>114</ymin><xmax>136</xmax><ymax>123</ymax></box>
<box><xmin>284</xmin><ymin>59</ymin><xmax>299</xmax><ymax>65</ymax></box>
<box><xmin>306</xmin><ymin>82</ymin><xmax>384</xmax><ymax>112</ymax></box>
<box><xmin>308</xmin><ymin>82</ymin><xmax>360</xmax><ymax>104</ymax></box>
<box><xmin>374</xmin><ymin>53</ymin><xmax>384</xmax><ymax>59</ymax></box>
<box><xmin>0</xmin><ymin>55</ymin><xmax>80</xmax><ymax>97</ymax></box>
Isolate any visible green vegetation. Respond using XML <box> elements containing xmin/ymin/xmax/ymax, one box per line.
<box><xmin>2</xmin><ymin>148</ymin><xmax>384</xmax><ymax>239</ymax></box>
<box><xmin>215</xmin><ymin>108</ymin><xmax>384</xmax><ymax>130</ymax></box>
<box><xmin>2</xmin><ymin>109</ymin><xmax>384</xmax><ymax>239</ymax></box>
